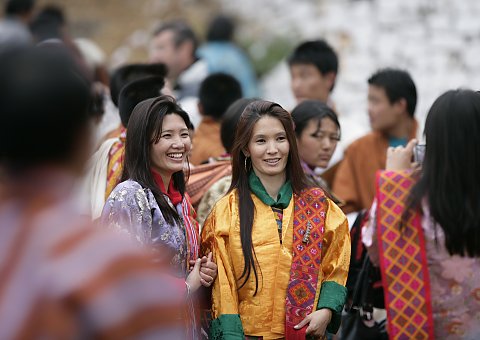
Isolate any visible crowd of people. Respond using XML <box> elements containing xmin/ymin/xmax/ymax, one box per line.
<box><xmin>1</xmin><ymin>0</ymin><xmax>480</xmax><ymax>339</ymax></box>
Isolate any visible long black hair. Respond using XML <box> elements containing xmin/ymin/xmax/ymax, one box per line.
<box><xmin>229</xmin><ymin>100</ymin><xmax>309</xmax><ymax>294</ymax></box>
<box><xmin>404</xmin><ymin>89</ymin><xmax>480</xmax><ymax>257</ymax></box>
<box><xmin>121</xmin><ymin>95</ymin><xmax>192</xmax><ymax>224</ymax></box>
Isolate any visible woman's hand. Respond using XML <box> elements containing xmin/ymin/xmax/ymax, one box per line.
<box><xmin>386</xmin><ymin>139</ymin><xmax>417</xmax><ymax>171</ymax></box>
<box><xmin>294</xmin><ymin>308</ymin><xmax>332</xmax><ymax>339</ymax></box>
<box><xmin>200</xmin><ymin>252</ymin><xmax>217</xmax><ymax>287</ymax></box>
<box><xmin>189</xmin><ymin>252</ymin><xmax>218</xmax><ymax>288</ymax></box>
<box><xmin>185</xmin><ymin>258</ymin><xmax>203</xmax><ymax>293</ymax></box>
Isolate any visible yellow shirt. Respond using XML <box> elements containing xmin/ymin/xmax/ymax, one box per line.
<box><xmin>201</xmin><ymin>189</ymin><xmax>350</xmax><ymax>339</ymax></box>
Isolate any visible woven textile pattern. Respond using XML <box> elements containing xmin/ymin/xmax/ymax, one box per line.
<box><xmin>376</xmin><ymin>171</ymin><xmax>434</xmax><ymax>340</ymax></box>
<box><xmin>105</xmin><ymin>141</ymin><xmax>124</xmax><ymax>200</ymax></box>
<box><xmin>285</xmin><ymin>189</ymin><xmax>326</xmax><ymax>328</ymax></box>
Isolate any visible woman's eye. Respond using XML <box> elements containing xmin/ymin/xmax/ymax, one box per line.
<box><xmin>256</xmin><ymin>139</ymin><xmax>265</xmax><ymax>144</ymax></box>
<box><xmin>277</xmin><ymin>136</ymin><xmax>286</xmax><ymax>141</ymax></box>
<box><xmin>161</xmin><ymin>134</ymin><xmax>171</xmax><ymax>139</ymax></box>
<box><xmin>181</xmin><ymin>133</ymin><xmax>190</xmax><ymax>138</ymax></box>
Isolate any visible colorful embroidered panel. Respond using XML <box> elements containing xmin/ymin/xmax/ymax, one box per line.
<box><xmin>285</xmin><ymin>188</ymin><xmax>326</xmax><ymax>339</ymax></box>
<box><xmin>271</xmin><ymin>206</ymin><xmax>283</xmax><ymax>243</ymax></box>
<box><xmin>376</xmin><ymin>170</ymin><xmax>434</xmax><ymax>340</ymax></box>
<box><xmin>105</xmin><ymin>131</ymin><xmax>126</xmax><ymax>200</ymax></box>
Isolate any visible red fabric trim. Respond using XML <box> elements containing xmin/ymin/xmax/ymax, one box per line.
<box><xmin>412</xmin><ymin>213</ymin><xmax>435</xmax><ymax>339</ymax></box>
<box><xmin>151</xmin><ymin>169</ymin><xmax>183</xmax><ymax>206</ymax></box>
<box><xmin>375</xmin><ymin>170</ymin><xmax>435</xmax><ymax>340</ymax></box>
<box><xmin>375</xmin><ymin>171</ymin><xmax>395</xmax><ymax>338</ymax></box>
<box><xmin>285</xmin><ymin>188</ymin><xmax>326</xmax><ymax>338</ymax></box>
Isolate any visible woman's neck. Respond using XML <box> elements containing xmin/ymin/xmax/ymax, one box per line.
<box><xmin>254</xmin><ymin>170</ymin><xmax>286</xmax><ymax>201</ymax></box>
<box><xmin>160</xmin><ymin>173</ymin><xmax>171</xmax><ymax>191</ymax></box>
<box><xmin>152</xmin><ymin>168</ymin><xmax>172</xmax><ymax>192</ymax></box>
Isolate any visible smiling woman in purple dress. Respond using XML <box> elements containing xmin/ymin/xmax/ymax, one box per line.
<box><xmin>100</xmin><ymin>95</ymin><xmax>217</xmax><ymax>339</ymax></box>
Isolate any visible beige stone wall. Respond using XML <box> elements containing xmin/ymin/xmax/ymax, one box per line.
<box><xmin>36</xmin><ymin>0</ymin><xmax>220</xmax><ymax>66</ymax></box>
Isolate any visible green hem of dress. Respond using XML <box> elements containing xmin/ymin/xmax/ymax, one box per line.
<box><xmin>209</xmin><ymin>314</ymin><xmax>244</xmax><ymax>340</ymax></box>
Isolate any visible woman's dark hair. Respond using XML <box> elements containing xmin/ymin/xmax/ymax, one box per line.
<box><xmin>220</xmin><ymin>98</ymin><xmax>258</xmax><ymax>153</ymax></box>
<box><xmin>229</xmin><ymin>100</ymin><xmax>309</xmax><ymax>294</ymax></box>
<box><xmin>404</xmin><ymin>89</ymin><xmax>480</xmax><ymax>257</ymax></box>
<box><xmin>122</xmin><ymin>95</ymin><xmax>192</xmax><ymax>224</ymax></box>
<box><xmin>291</xmin><ymin>100</ymin><xmax>341</xmax><ymax>139</ymax></box>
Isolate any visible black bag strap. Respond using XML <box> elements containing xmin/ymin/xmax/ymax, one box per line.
<box><xmin>349</xmin><ymin>254</ymin><xmax>373</xmax><ymax>311</ymax></box>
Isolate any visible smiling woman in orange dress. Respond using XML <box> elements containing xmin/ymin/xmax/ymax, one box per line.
<box><xmin>201</xmin><ymin>100</ymin><xmax>350</xmax><ymax>339</ymax></box>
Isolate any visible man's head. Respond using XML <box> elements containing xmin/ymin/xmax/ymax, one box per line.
<box><xmin>0</xmin><ymin>47</ymin><xmax>92</xmax><ymax>174</ymax></box>
<box><xmin>367</xmin><ymin>68</ymin><xmax>417</xmax><ymax>133</ymax></box>
<box><xmin>4</xmin><ymin>0</ymin><xmax>35</xmax><ymax>19</ymax></box>
<box><xmin>118</xmin><ymin>76</ymin><xmax>165</xmax><ymax>128</ymax></box>
<box><xmin>198</xmin><ymin>73</ymin><xmax>242</xmax><ymax>121</ymax></box>
<box><xmin>109</xmin><ymin>63</ymin><xmax>167</xmax><ymax>107</ymax></box>
<box><xmin>288</xmin><ymin>40</ymin><xmax>338</xmax><ymax>103</ymax></box>
<box><xmin>149</xmin><ymin>20</ymin><xmax>197</xmax><ymax>81</ymax></box>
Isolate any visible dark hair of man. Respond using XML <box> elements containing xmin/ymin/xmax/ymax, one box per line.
<box><xmin>228</xmin><ymin>100</ymin><xmax>309</xmax><ymax>294</ymax></box>
<box><xmin>153</xmin><ymin>20</ymin><xmax>198</xmax><ymax>54</ymax></box>
<box><xmin>287</xmin><ymin>40</ymin><xmax>338</xmax><ymax>91</ymax></box>
<box><xmin>121</xmin><ymin>95</ymin><xmax>192</xmax><ymax>225</ymax></box>
<box><xmin>199</xmin><ymin>73</ymin><xmax>242</xmax><ymax>121</ymax></box>
<box><xmin>368</xmin><ymin>68</ymin><xmax>417</xmax><ymax>118</ymax></box>
<box><xmin>291</xmin><ymin>100</ymin><xmax>341</xmax><ymax>139</ymax></box>
<box><xmin>206</xmin><ymin>15</ymin><xmax>234</xmax><ymax>42</ymax></box>
<box><xmin>220</xmin><ymin>98</ymin><xmax>258</xmax><ymax>153</ymax></box>
<box><xmin>403</xmin><ymin>89</ymin><xmax>480</xmax><ymax>257</ymax></box>
<box><xmin>118</xmin><ymin>76</ymin><xmax>165</xmax><ymax>127</ymax></box>
<box><xmin>109</xmin><ymin>63</ymin><xmax>167</xmax><ymax>106</ymax></box>
<box><xmin>5</xmin><ymin>0</ymin><xmax>34</xmax><ymax>15</ymax></box>
<box><xmin>29</xmin><ymin>5</ymin><xmax>65</xmax><ymax>41</ymax></box>
<box><xmin>0</xmin><ymin>47</ymin><xmax>91</xmax><ymax>172</ymax></box>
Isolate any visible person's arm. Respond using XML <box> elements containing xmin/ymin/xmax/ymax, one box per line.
<box><xmin>201</xmin><ymin>204</ymin><xmax>244</xmax><ymax>339</ymax></box>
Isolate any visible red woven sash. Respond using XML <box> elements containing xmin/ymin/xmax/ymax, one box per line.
<box><xmin>285</xmin><ymin>188</ymin><xmax>326</xmax><ymax>340</ymax></box>
<box><xmin>376</xmin><ymin>170</ymin><xmax>434</xmax><ymax>340</ymax></box>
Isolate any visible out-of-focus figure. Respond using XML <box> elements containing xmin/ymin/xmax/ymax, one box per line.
<box><xmin>0</xmin><ymin>0</ymin><xmax>34</xmax><ymax>53</ymax></box>
<box><xmin>149</xmin><ymin>20</ymin><xmax>207</xmax><ymax>127</ymax></box>
<box><xmin>198</xmin><ymin>14</ymin><xmax>259</xmax><ymax>98</ymax></box>
<box><xmin>190</xmin><ymin>72</ymin><xmax>242</xmax><ymax>165</ymax></box>
<box><xmin>0</xmin><ymin>47</ymin><xmax>189</xmax><ymax>339</ymax></box>
<box><xmin>333</xmin><ymin>68</ymin><xmax>418</xmax><ymax>214</ymax></box>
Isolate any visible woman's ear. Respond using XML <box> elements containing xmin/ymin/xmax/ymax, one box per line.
<box><xmin>243</xmin><ymin>150</ymin><xmax>250</xmax><ymax>158</ymax></box>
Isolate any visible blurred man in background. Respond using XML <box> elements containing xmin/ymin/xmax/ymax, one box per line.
<box><xmin>0</xmin><ymin>0</ymin><xmax>34</xmax><ymax>52</ymax></box>
<box><xmin>288</xmin><ymin>39</ymin><xmax>338</xmax><ymax>106</ymax></box>
<box><xmin>149</xmin><ymin>20</ymin><xmax>207</xmax><ymax>127</ymax></box>
<box><xmin>333</xmin><ymin>68</ymin><xmax>418</xmax><ymax>214</ymax></box>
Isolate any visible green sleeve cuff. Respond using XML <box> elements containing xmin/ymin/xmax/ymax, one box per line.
<box><xmin>316</xmin><ymin>281</ymin><xmax>347</xmax><ymax>334</ymax></box>
<box><xmin>209</xmin><ymin>314</ymin><xmax>244</xmax><ymax>340</ymax></box>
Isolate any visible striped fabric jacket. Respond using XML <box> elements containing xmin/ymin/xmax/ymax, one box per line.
<box><xmin>0</xmin><ymin>172</ymin><xmax>186</xmax><ymax>339</ymax></box>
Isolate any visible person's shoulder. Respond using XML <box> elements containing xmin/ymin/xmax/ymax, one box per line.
<box><xmin>346</xmin><ymin>131</ymin><xmax>382</xmax><ymax>152</ymax></box>
<box><xmin>213</xmin><ymin>187</ymin><xmax>236</xmax><ymax>209</ymax></box>
<box><xmin>109</xmin><ymin>179</ymin><xmax>146</xmax><ymax>198</ymax></box>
